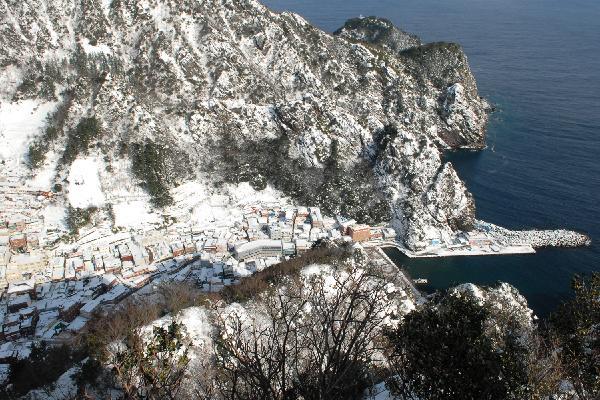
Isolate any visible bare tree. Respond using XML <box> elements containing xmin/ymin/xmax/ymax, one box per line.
<box><xmin>205</xmin><ymin>266</ymin><xmax>394</xmax><ymax>400</ymax></box>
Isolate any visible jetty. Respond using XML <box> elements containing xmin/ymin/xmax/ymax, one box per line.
<box><xmin>367</xmin><ymin>220</ymin><xmax>590</xmax><ymax>259</ymax></box>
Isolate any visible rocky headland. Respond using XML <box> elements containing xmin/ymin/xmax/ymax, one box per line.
<box><xmin>0</xmin><ymin>0</ymin><xmax>587</xmax><ymax>252</ymax></box>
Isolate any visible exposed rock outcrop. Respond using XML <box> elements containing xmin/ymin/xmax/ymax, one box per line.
<box><xmin>333</xmin><ymin>16</ymin><xmax>422</xmax><ymax>53</ymax></box>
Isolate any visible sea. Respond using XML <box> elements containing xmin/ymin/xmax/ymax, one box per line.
<box><xmin>262</xmin><ymin>0</ymin><xmax>600</xmax><ymax>317</ymax></box>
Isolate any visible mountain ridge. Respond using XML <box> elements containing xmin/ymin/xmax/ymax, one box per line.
<box><xmin>0</xmin><ymin>0</ymin><xmax>490</xmax><ymax>249</ymax></box>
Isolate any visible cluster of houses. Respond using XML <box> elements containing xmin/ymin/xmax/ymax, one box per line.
<box><xmin>0</xmin><ymin>190</ymin><xmax>397</xmax><ymax>364</ymax></box>
<box><xmin>0</xmin><ymin>177</ymin><xmax>64</xmax><ymax>289</ymax></box>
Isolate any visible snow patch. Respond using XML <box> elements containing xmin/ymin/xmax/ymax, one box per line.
<box><xmin>80</xmin><ymin>37</ymin><xmax>112</xmax><ymax>55</ymax></box>
<box><xmin>42</xmin><ymin>205</ymin><xmax>67</xmax><ymax>229</ymax></box>
<box><xmin>113</xmin><ymin>200</ymin><xmax>162</xmax><ymax>229</ymax></box>
<box><xmin>0</xmin><ymin>99</ymin><xmax>57</xmax><ymax>166</ymax></box>
<box><xmin>67</xmin><ymin>158</ymin><xmax>106</xmax><ymax>208</ymax></box>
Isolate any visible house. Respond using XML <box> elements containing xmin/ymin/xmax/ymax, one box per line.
<box><xmin>118</xmin><ymin>244</ymin><xmax>133</xmax><ymax>262</ymax></box>
<box><xmin>369</xmin><ymin>228</ymin><xmax>383</xmax><ymax>240</ymax></box>
<box><xmin>309</xmin><ymin>208</ymin><xmax>323</xmax><ymax>228</ymax></box>
<box><xmin>282</xmin><ymin>242</ymin><xmax>296</xmax><ymax>257</ymax></box>
<box><xmin>297</xmin><ymin>207</ymin><xmax>309</xmax><ymax>217</ymax></box>
<box><xmin>294</xmin><ymin>239</ymin><xmax>311</xmax><ymax>253</ymax></box>
<box><xmin>7</xmin><ymin>278</ymin><xmax>36</xmax><ymax>297</ymax></box>
<box><xmin>66</xmin><ymin>256</ymin><xmax>84</xmax><ymax>272</ymax></box>
<box><xmin>103</xmin><ymin>256</ymin><xmax>121</xmax><ymax>273</ymax></box>
<box><xmin>348</xmin><ymin>225</ymin><xmax>371</xmax><ymax>242</ymax></box>
<box><xmin>8</xmin><ymin>294</ymin><xmax>31</xmax><ymax>313</ymax></box>
<box><xmin>171</xmin><ymin>242</ymin><xmax>185</xmax><ymax>257</ymax></box>
<box><xmin>59</xmin><ymin>298</ymin><xmax>82</xmax><ymax>322</ymax></box>
<box><xmin>26</xmin><ymin>233</ymin><xmax>40</xmax><ymax>249</ymax></box>
<box><xmin>382</xmin><ymin>228</ymin><xmax>396</xmax><ymax>240</ymax></box>
<box><xmin>9</xmin><ymin>253</ymin><xmax>45</xmax><ymax>271</ymax></box>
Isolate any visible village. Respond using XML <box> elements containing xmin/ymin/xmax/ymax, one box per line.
<box><xmin>1</xmin><ymin>168</ymin><xmax>588</xmax><ymax>372</ymax></box>
<box><xmin>0</xmin><ymin>175</ymin><xmax>399</xmax><ymax>365</ymax></box>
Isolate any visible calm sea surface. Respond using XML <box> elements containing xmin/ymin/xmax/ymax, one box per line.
<box><xmin>263</xmin><ymin>0</ymin><xmax>600</xmax><ymax>316</ymax></box>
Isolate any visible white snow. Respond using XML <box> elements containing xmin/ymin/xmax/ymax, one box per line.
<box><xmin>26</xmin><ymin>153</ymin><xmax>58</xmax><ymax>189</ymax></box>
<box><xmin>0</xmin><ymin>99</ymin><xmax>57</xmax><ymax>166</ymax></box>
<box><xmin>227</xmin><ymin>182</ymin><xmax>287</xmax><ymax>206</ymax></box>
<box><xmin>42</xmin><ymin>205</ymin><xmax>67</xmax><ymax>229</ymax></box>
<box><xmin>80</xmin><ymin>37</ymin><xmax>112</xmax><ymax>55</ymax></box>
<box><xmin>177</xmin><ymin>307</ymin><xmax>212</xmax><ymax>349</ymax></box>
<box><xmin>67</xmin><ymin>157</ymin><xmax>106</xmax><ymax>208</ymax></box>
<box><xmin>364</xmin><ymin>381</ymin><xmax>396</xmax><ymax>400</ymax></box>
<box><xmin>113</xmin><ymin>200</ymin><xmax>162</xmax><ymax>229</ymax></box>
<box><xmin>0</xmin><ymin>64</ymin><xmax>23</xmax><ymax>100</ymax></box>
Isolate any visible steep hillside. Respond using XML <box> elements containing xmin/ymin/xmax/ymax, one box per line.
<box><xmin>0</xmin><ymin>0</ymin><xmax>490</xmax><ymax>249</ymax></box>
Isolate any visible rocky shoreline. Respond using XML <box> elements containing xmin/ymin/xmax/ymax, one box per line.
<box><xmin>480</xmin><ymin>221</ymin><xmax>591</xmax><ymax>249</ymax></box>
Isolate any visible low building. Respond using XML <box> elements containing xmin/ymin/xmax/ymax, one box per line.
<box><xmin>382</xmin><ymin>228</ymin><xmax>396</xmax><ymax>240</ymax></box>
<box><xmin>7</xmin><ymin>278</ymin><xmax>36</xmax><ymax>297</ymax></box>
<box><xmin>310</xmin><ymin>208</ymin><xmax>323</xmax><ymax>228</ymax></box>
<box><xmin>294</xmin><ymin>239</ymin><xmax>311</xmax><ymax>253</ymax></box>
<box><xmin>8</xmin><ymin>294</ymin><xmax>31</xmax><ymax>313</ymax></box>
<box><xmin>9</xmin><ymin>253</ymin><xmax>46</xmax><ymax>271</ymax></box>
<box><xmin>282</xmin><ymin>242</ymin><xmax>296</xmax><ymax>257</ymax></box>
<box><xmin>8</xmin><ymin>233</ymin><xmax>27</xmax><ymax>251</ymax></box>
<box><xmin>348</xmin><ymin>225</ymin><xmax>371</xmax><ymax>242</ymax></box>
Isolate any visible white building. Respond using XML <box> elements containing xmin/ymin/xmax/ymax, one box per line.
<box><xmin>234</xmin><ymin>239</ymin><xmax>283</xmax><ymax>261</ymax></box>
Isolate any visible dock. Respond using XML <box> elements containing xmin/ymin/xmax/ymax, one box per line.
<box><xmin>374</xmin><ymin>240</ymin><xmax>535</xmax><ymax>259</ymax></box>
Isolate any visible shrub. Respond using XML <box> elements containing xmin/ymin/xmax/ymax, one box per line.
<box><xmin>386</xmin><ymin>292</ymin><xmax>530</xmax><ymax>400</ymax></box>
<box><xmin>6</xmin><ymin>342</ymin><xmax>85</xmax><ymax>396</ymax></box>
<box><xmin>129</xmin><ymin>141</ymin><xmax>173</xmax><ymax>207</ymax></box>
<box><xmin>61</xmin><ymin>117</ymin><xmax>102</xmax><ymax>165</ymax></box>
<box><xmin>216</xmin><ymin>132</ymin><xmax>390</xmax><ymax>225</ymax></box>
<box><xmin>207</xmin><ymin>266</ymin><xmax>389</xmax><ymax>400</ymax></box>
<box><xmin>550</xmin><ymin>273</ymin><xmax>600</xmax><ymax>399</ymax></box>
<box><xmin>220</xmin><ymin>243</ymin><xmax>353</xmax><ymax>303</ymax></box>
<box><xmin>27</xmin><ymin>141</ymin><xmax>47</xmax><ymax>168</ymax></box>
<box><xmin>66</xmin><ymin>206</ymin><xmax>98</xmax><ymax>235</ymax></box>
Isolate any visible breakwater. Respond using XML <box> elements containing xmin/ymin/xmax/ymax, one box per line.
<box><xmin>479</xmin><ymin>221</ymin><xmax>591</xmax><ymax>249</ymax></box>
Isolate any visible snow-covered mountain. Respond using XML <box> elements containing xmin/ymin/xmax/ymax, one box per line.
<box><xmin>0</xmin><ymin>0</ymin><xmax>490</xmax><ymax>249</ymax></box>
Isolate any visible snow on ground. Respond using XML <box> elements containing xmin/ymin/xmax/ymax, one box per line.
<box><xmin>226</xmin><ymin>182</ymin><xmax>288</xmax><ymax>206</ymax></box>
<box><xmin>0</xmin><ymin>364</ymin><xmax>9</xmax><ymax>386</ymax></box>
<box><xmin>452</xmin><ymin>282</ymin><xmax>485</xmax><ymax>301</ymax></box>
<box><xmin>25</xmin><ymin>363</ymin><xmax>80</xmax><ymax>400</ymax></box>
<box><xmin>42</xmin><ymin>205</ymin><xmax>67</xmax><ymax>230</ymax></box>
<box><xmin>67</xmin><ymin>157</ymin><xmax>106</xmax><ymax>208</ymax></box>
<box><xmin>113</xmin><ymin>200</ymin><xmax>162</xmax><ymax>229</ymax></box>
<box><xmin>139</xmin><ymin>306</ymin><xmax>213</xmax><ymax>367</ymax></box>
<box><xmin>364</xmin><ymin>381</ymin><xmax>396</xmax><ymax>400</ymax></box>
<box><xmin>183</xmin><ymin>182</ymin><xmax>289</xmax><ymax>227</ymax></box>
<box><xmin>177</xmin><ymin>307</ymin><xmax>213</xmax><ymax>349</ymax></box>
<box><xmin>80</xmin><ymin>37</ymin><xmax>112</xmax><ymax>55</ymax></box>
<box><xmin>0</xmin><ymin>99</ymin><xmax>57</xmax><ymax>166</ymax></box>
<box><xmin>0</xmin><ymin>64</ymin><xmax>22</xmax><ymax>99</ymax></box>
<box><xmin>26</xmin><ymin>151</ymin><xmax>59</xmax><ymax>190</ymax></box>
<box><xmin>170</xmin><ymin>181</ymin><xmax>210</xmax><ymax>213</ymax></box>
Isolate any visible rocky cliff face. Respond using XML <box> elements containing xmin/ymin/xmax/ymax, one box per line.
<box><xmin>0</xmin><ymin>0</ymin><xmax>490</xmax><ymax>249</ymax></box>
<box><xmin>334</xmin><ymin>16</ymin><xmax>422</xmax><ymax>53</ymax></box>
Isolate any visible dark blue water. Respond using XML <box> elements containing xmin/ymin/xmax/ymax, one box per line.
<box><xmin>263</xmin><ymin>0</ymin><xmax>600</xmax><ymax>316</ymax></box>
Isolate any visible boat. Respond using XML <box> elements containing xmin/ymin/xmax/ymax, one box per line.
<box><xmin>413</xmin><ymin>278</ymin><xmax>428</xmax><ymax>285</ymax></box>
